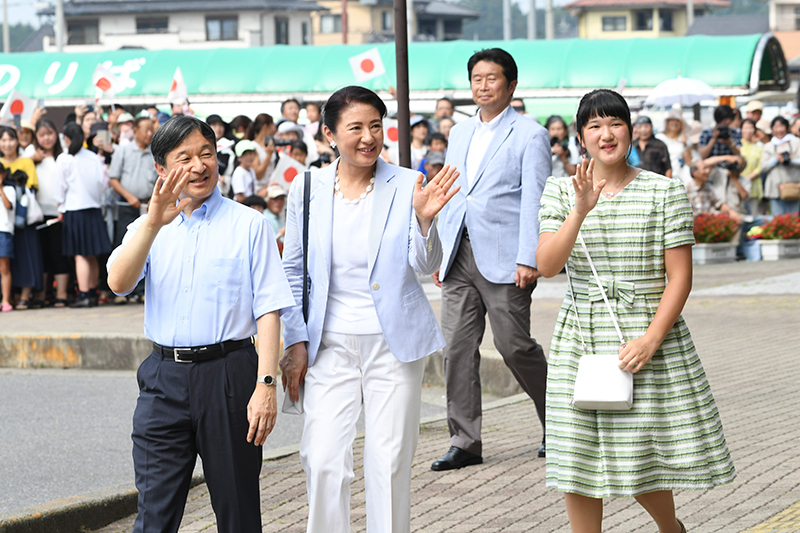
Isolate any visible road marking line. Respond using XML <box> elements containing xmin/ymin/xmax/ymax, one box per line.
<box><xmin>743</xmin><ymin>499</ymin><xmax>800</xmax><ymax>532</ymax></box>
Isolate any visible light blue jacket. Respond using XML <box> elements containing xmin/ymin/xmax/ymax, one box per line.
<box><xmin>281</xmin><ymin>158</ymin><xmax>445</xmax><ymax>366</ymax></box>
<box><xmin>437</xmin><ymin>107</ymin><xmax>552</xmax><ymax>284</ymax></box>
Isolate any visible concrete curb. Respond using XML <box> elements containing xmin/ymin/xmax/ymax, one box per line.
<box><xmin>0</xmin><ymin>394</ymin><xmax>531</xmax><ymax>533</ymax></box>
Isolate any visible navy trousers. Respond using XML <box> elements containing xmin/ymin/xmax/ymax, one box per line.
<box><xmin>132</xmin><ymin>345</ymin><xmax>263</xmax><ymax>533</ymax></box>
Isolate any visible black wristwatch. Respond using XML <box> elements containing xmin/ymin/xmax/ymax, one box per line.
<box><xmin>256</xmin><ymin>375</ymin><xmax>276</xmax><ymax>386</ymax></box>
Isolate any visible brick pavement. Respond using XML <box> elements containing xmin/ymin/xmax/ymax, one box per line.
<box><xmin>94</xmin><ymin>260</ymin><xmax>800</xmax><ymax>533</ymax></box>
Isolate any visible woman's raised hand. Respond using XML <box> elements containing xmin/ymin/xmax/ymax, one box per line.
<box><xmin>572</xmin><ymin>158</ymin><xmax>604</xmax><ymax>216</ymax></box>
<box><xmin>146</xmin><ymin>166</ymin><xmax>193</xmax><ymax>228</ymax></box>
<box><xmin>413</xmin><ymin>164</ymin><xmax>460</xmax><ymax>228</ymax></box>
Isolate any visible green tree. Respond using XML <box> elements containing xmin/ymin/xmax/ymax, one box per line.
<box><xmin>1</xmin><ymin>23</ymin><xmax>37</xmax><ymax>53</ymax></box>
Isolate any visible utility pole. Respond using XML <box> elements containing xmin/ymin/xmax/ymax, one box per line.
<box><xmin>528</xmin><ymin>0</ymin><xmax>537</xmax><ymax>39</ymax></box>
<box><xmin>545</xmin><ymin>0</ymin><xmax>554</xmax><ymax>40</ymax></box>
<box><xmin>406</xmin><ymin>0</ymin><xmax>413</xmax><ymax>43</ymax></box>
<box><xmin>55</xmin><ymin>0</ymin><xmax>65</xmax><ymax>51</ymax></box>
<box><xmin>686</xmin><ymin>0</ymin><xmax>695</xmax><ymax>31</ymax></box>
<box><xmin>394</xmin><ymin>0</ymin><xmax>411</xmax><ymax>168</ymax></box>
<box><xmin>341</xmin><ymin>0</ymin><xmax>348</xmax><ymax>44</ymax></box>
<box><xmin>503</xmin><ymin>0</ymin><xmax>512</xmax><ymax>40</ymax></box>
<box><xmin>2</xmin><ymin>0</ymin><xmax>9</xmax><ymax>54</ymax></box>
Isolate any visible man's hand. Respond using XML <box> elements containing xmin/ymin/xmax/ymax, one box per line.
<box><xmin>146</xmin><ymin>166</ymin><xmax>192</xmax><ymax>228</ymax></box>
<box><xmin>279</xmin><ymin>342</ymin><xmax>308</xmax><ymax>403</ymax></box>
<box><xmin>246</xmin><ymin>384</ymin><xmax>276</xmax><ymax>446</ymax></box>
<box><xmin>431</xmin><ymin>269</ymin><xmax>442</xmax><ymax>288</ymax></box>
<box><xmin>515</xmin><ymin>265</ymin><xmax>540</xmax><ymax>289</ymax></box>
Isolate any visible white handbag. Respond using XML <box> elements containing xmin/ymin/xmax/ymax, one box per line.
<box><xmin>567</xmin><ymin>232</ymin><xmax>633</xmax><ymax>411</ymax></box>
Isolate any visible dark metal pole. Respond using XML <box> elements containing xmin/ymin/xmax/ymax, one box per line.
<box><xmin>394</xmin><ymin>0</ymin><xmax>411</xmax><ymax>168</ymax></box>
<box><xmin>341</xmin><ymin>0</ymin><xmax>348</xmax><ymax>44</ymax></box>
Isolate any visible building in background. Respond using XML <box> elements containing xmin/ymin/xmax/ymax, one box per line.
<box><xmin>36</xmin><ymin>0</ymin><xmax>325</xmax><ymax>51</ymax></box>
<box><xmin>312</xmin><ymin>0</ymin><xmax>479</xmax><ymax>45</ymax></box>
<box><xmin>565</xmin><ymin>0</ymin><xmax>730</xmax><ymax>39</ymax></box>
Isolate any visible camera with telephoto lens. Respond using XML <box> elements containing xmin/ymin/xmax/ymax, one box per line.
<box><xmin>265</xmin><ymin>136</ymin><xmax>293</xmax><ymax>148</ymax></box>
<box><xmin>716</xmin><ymin>125</ymin><xmax>730</xmax><ymax>140</ymax></box>
<box><xmin>781</xmin><ymin>151</ymin><xmax>792</xmax><ymax>166</ymax></box>
<box><xmin>550</xmin><ymin>136</ymin><xmax>570</xmax><ymax>150</ymax></box>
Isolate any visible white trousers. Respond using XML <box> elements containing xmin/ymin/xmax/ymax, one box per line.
<box><xmin>300</xmin><ymin>332</ymin><xmax>425</xmax><ymax>533</ymax></box>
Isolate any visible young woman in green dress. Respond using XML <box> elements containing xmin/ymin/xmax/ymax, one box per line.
<box><xmin>536</xmin><ymin>90</ymin><xmax>735</xmax><ymax>533</ymax></box>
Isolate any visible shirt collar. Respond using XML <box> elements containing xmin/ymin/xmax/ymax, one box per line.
<box><xmin>177</xmin><ymin>187</ymin><xmax>223</xmax><ymax>225</ymax></box>
<box><xmin>476</xmin><ymin>105</ymin><xmax>510</xmax><ymax>131</ymax></box>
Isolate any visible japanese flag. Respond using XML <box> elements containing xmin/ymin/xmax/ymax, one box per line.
<box><xmin>92</xmin><ymin>64</ymin><xmax>123</xmax><ymax>97</ymax></box>
<box><xmin>349</xmin><ymin>48</ymin><xmax>386</xmax><ymax>83</ymax></box>
<box><xmin>168</xmin><ymin>67</ymin><xmax>188</xmax><ymax>105</ymax></box>
<box><xmin>269</xmin><ymin>155</ymin><xmax>306</xmax><ymax>193</ymax></box>
<box><xmin>382</xmin><ymin>117</ymin><xmax>399</xmax><ymax>165</ymax></box>
<box><xmin>0</xmin><ymin>90</ymin><xmax>36</xmax><ymax>122</ymax></box>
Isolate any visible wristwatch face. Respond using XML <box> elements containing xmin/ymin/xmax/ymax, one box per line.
<box><xmin>259</xmin><ymin>375</ymin><xmax>275</xmax><ymax>385</ymax></box>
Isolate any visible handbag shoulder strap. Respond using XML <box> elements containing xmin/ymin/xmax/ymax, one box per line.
<box><xmin>566</xmin><ymin>235</ymin><xmax>626</xmax><ymax>352</ymax></box>
<box><xmin>302</xmin><ymin>170</ymin><xmax>311</xmax><ymax>323</ymax></box>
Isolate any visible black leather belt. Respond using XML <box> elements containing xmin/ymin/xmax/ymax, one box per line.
<box><xmin>462</xmin><ymin>227</ymin><xmax>470</xmax><ymax>241</ymax></box>
<box><xmin>153</xmin><ymin>338</ymin><xmax>253</xmax><ymax>363</ymax></box>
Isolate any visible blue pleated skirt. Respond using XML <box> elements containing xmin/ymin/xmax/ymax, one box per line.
<box><xmin>63</xmin><ymin>208</ymin><xmax>112</xmax><ymax>257</ymax></box>
<box><xmin>11</xmin><ymin>224</ymin><xmax>43</xmax><ymax>290</ymax></box>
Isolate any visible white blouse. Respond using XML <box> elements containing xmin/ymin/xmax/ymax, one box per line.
<box><xmin>54</xmin><ymin>148</ymin><xmax>106</xmax><ymax>212</ymax></box>
<box><xmin>323</xmin><ymin>192</ymin><xmax>382</xmax><ymax>335</ymax></box>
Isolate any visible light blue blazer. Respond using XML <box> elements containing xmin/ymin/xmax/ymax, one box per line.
<box><xmin>437</xmin><ymin>107</ymin><xmax>552</xmax><ymax>284</ymax></box>
<box><xmin>281</xmin><ymin>158</ymin><xmax>446</xmax><ymax>367</ymax></box>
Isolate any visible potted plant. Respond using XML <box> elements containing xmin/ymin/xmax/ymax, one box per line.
<box><xmin>759</xmin><ymin>214</ymin><xmax>800</xmax><ymax>261</ymax></box>
<box><xmin>692</xmin><ymin>213</ymin><xmax>738</xmax><ymax>264</ymax></box>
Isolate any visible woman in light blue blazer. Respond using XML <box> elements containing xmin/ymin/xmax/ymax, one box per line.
<box><xmin>280</xmin><ymin>86</ymin><xmax>460</xmax><ymax>533</ymax></box>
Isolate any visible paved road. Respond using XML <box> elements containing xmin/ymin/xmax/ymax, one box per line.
<box><xmin>0</xmin><ymin>368</ymin><xmax>485</xmax><ymax>515</ymax></box>
<box><xmin>96</xmin><ymin>258</ymin><xmax>800</xmax><ymax>533</ymax></box>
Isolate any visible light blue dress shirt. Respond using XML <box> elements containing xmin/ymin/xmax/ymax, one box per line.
<box><xmin>108</xmin><ymin>188</ymin><xmax>295</xmax><ymax>347</ymax></box>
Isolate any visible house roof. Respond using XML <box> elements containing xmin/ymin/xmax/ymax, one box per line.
<box><xmin>685</xmin><ymin>14</ymin><xmax>769</xmax><ymax>36</ymax></box>
<box><xmin>418</xmin><ymin>1</ymin><xmax>480</xmax><ymax>19</ymax></box>
<box><xmin>38</xmin><ymin>0</ymin><xmax>324</xmax><ymax>16</ymax></box>
<box><xmin>15</xmin><ymin>24</ymin><xmax>54</xmax><ymax>53</ymax></box>
<box><xmin>564</xmin><ymin>0</ymin><xmax>730</xmax><ymax>9</ymax></box>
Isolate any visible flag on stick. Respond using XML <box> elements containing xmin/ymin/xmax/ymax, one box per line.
<box><xmin>0</xmin><ymin>90</ymin><xmax>36</xmax><ymax>123</ymax></box>
<box><xmin>168</xmin><ymin>67</ymin><xmax>188</xmax><ymax>105</ymax></box>
<box><xmin>348</xmin><ymin>48</ymin><xmax>386</xmax><ymax>83</ymax></box>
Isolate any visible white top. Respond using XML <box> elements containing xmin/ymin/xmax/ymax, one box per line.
<box><xmin>232</xmin><ymin>165</ymin><xmax>256</xmax><ymax>197</ymax></box>
<box><xmin>466</xmin><ymin>105</ymin><xmax>510</xmax><ymax>189</ymax></box>
<box><xmin>656</xmin><ymin>133</ymin><xmax>686</xmax><ymax>174</ymax></box>
<box><xmin>323</xmin><ymin>192</ymin><xmax>382</xmax><ymax>335</ymax></box>
<box><xmin>410</xmin><ymin>145</ymin><xmax>427</xmax><ymax>171</ymax></box>
<box><xmin>21</xmin><ymin>144</ymin><xmax>36</xmax><ymax>158</ymax></box>
<box><xmin>0</xmin><ymin>185</ymin><xmax>16</xmax><ymax>234</ymax></box>
<box><xmin>54</xmin><ymin>148</ymin><xmax>106</xmax><ymax>212</ymax></box>
<box><xmin>253</xmin><ymin>143</ymin><xmax>276</xmax><ymax>191</ymax></box>
<box><xmin>551</xmin><ymin>136</ymin><xmax>581</xmax><ymax>178</ymax></box>
<box><xmin>35</xmin><ymin>156</ymin><xmax>60</xmax><ymax>217</ymax></box>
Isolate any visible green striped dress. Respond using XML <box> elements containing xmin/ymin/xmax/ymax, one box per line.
<box><xmin>538</xmin><ymin>170</ymin><xmax>736</xmax><ymax>498</ymax></box>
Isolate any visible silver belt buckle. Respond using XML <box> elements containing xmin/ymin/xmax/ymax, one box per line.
<box><xmin>173</xmin><ymin>347</ymin><xmax>194</xmax><ymax>363</ymax></box>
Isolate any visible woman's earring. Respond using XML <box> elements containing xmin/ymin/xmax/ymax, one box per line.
<box><xmin>330</xmin><ymin>141</ymin><xmax>337</xmax><ymax>149</ymax></box>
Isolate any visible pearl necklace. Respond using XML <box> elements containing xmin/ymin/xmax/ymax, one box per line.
<box><xmin>334</xmin><ymin>169</ymin><xmax>375</xmax><ymax>205</ymax></box>
<box><xmin>599</xmin><ymin>165</ymin><xmax>630</xmax><ymax>198</ymax></box>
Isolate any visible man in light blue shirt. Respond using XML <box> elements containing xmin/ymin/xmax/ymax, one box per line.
<box><xmin>107</xmin><ymin>116</ymin><xmax>294</xmax><ymax>533</ymax></box>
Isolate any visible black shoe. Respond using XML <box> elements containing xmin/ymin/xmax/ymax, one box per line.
<box><xmin>69</xmin><ymin>297</ymin><xmax>92</xmax><ymax>309</ymax></box>
<box><xmin>538</xmin><ymin>437</ymin><xmax>546</xmax><ymax>458</ymax></box>
<box><xmin>430</xmin><ymin>446</ymin><xmax>482</xmax><ymax>471</ymax></box>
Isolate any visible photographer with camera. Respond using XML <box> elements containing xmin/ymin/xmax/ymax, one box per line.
<box><xmin>761</xmin><ymin>116</ymin><xmax>800</xmax><ymax>215</ymax></box>
<box><xmin>699</xmin><ymin>105</ymin><xmax>741</xmax><ymax>162</ymax></box>
<box><xmin>545</xmin><ymin>115</ymin><xmax>579</xmax><ymax>178</ymax></box>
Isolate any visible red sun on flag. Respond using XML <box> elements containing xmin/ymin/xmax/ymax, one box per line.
<box><xmin>9</xmin><ymin>99</ymin><xmax>24</xmax><ymax>115</ymax></box>
<box><xmin>96</xmin><ymin>77</ymin><xmax>112</xmax><ymax>91</ymax></box>
<box><xmin>387</xmin><ymin>126</ymin><xmax>399</xmax><ymax>143</ymax></box>
<box><xmin>360</xmin><ymin>59</ymin><xmax>375</xmax><ymax>74</ymax></box>
<box><xmin>170</xmin><ymin>79</ymin><xmax>178</xmax><ymax>92</ymax></box>
<box><xmin>284</xmin><ymin>167</ymin><xmax>299</xmax><ymax>183</ymax></box>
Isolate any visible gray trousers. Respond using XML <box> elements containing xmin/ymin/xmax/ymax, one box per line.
<box><xmin>441</xmin><ymin>234</ymin><xmax>547</xmax><ymax>456</ymax></box>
